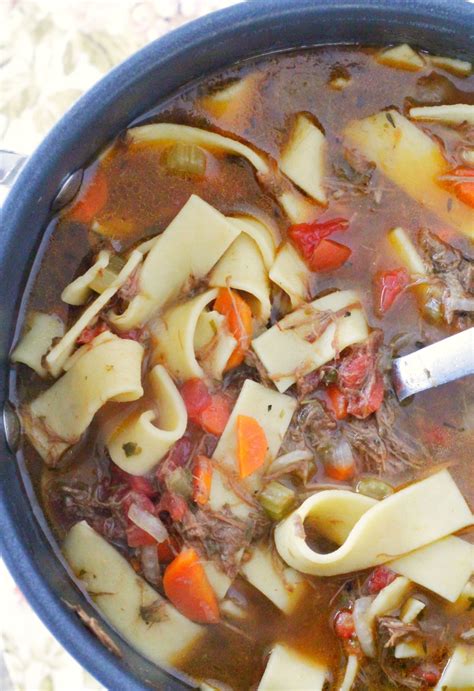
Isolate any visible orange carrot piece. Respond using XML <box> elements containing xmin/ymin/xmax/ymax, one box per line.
<box><xmin>325</xmin><ymin>385</ymin><xmax>348</xmax><ymax>420</ymax></box>
<box><xmin>163</xmin><ymin>548</ymin><xmax>220</xmax><ymax>624</ymax></box>
<box><xmin>214</xmin><ymin>287</ymin><xmax>253</xmax><ymax>370</ymax></box>
<box><xmin>236</xmin><ymin>414</ymin><xmax>268</xmax><ymax>479</ymax></box>
<box><xmin>69</xmin><ymin>167</ymin><xmax>108</xmax><ymax>223</ymax></box>
<box><xmin>199</xmin><ymin>393</ymin><xmax>231</xmax><ymax>436</ymax></box>
<box><xmin>192</xmin><ymin>455</ymin><xmax>213</xmax><ymax>506</ymax></box>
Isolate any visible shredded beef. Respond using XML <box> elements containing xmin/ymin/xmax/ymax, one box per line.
<box><xmin>177</xmin><ymin>506</ymin><xmax>258</xmax><ymax>577</ymax></box>
<box><xmin>418</xmin><ymin>228</ymin><xmax>474</xmax><ymax>326</ymax></box>
<box><xmin>342</xmin><ymin>396</ymin><xmax>428</xmax><ymax>473</ymax></box>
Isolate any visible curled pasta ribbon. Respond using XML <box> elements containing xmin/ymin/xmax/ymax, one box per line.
<box><xmin>269</xmin><ymin>242</ymin><xmax>311</xmax><ymax>308</ymax></box>
<box><xmin>275</xmin><ymin>470</ymin><xmax>473</xmax><ymax>577</ymax></box>
<box><xmin>153</xmin><ymin>289</ymin><xmax>236</xmax><ymax>381</ymax></box>
<box><xmin>209</xmin><ymin>232</ymin><xmax>272</xmax><ymax>323</ymax></box>
<box><xmin>108</xmin><ymin>195</ymin><xmax>240</xmax><ymax>331</ymax></box>
<box><xmin>107</xmin><ymin>364</ymin><xmax>187</xmax><ymax>476</ymax></box>
<box><xmin>22</xmin><ymin>332</ymin><xmax>144</xmax><ymax>465</ymax></box>
<box><xmin>61</xmin><ymin>250</ymin><xmax>110</xmax><ymax>306</ymax></box>
<box><xmin>46</xmin><ymin>249</ymin><xmax>143</xmax><ymax>377</ymax></box>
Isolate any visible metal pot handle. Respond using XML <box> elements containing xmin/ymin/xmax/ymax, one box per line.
<box><xmin>0</xmin><ymin>150</ymin><xmax>28</xmax><ymax>208</ymax></box>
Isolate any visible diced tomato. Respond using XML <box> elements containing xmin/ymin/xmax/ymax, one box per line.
<box><xmin>157</xmin><ymin>491</ymin><xmax>188</xmax><ymax>522</ymax></box>
<box><xmin>443</xmin><ymin>165</ymin><xmax>474</xmax><ymax>208</ymax></box>
<box><xmin>347</xmin><ymin>372</ymin><xmax>384</xmax><ymax>419</ymax></box>
<box><xmin>411</xmin><ymin>662</ymin><xmax>441</xmax><ymax>687</ymax></box>
<box><xmin>157</xmin><ymin>536</ymin><xmax>181</xmax><ymax>563</ymax></box>
<box><xmin>77</xmin><ymin>321</ymin><xmax>108</xmax><ymax>345</ymax></box>
<box><xmin>181</xmin><ymin>379</ymin><xmax>212</xmax><ymax>424</ymax></box>
<box><xmin>310</xmin><ymin>239</ymin><xmax>352</xmax><ymax>272</ymax></box>
<box><xmin>199</xmin><ymin>393</ymin><xmax>231</xmax><ymax>436</ymax></box>
<box><xmin>373</xmin><ymin>267</ymin><xmax>410</xmax><ymax>316</ymax></box>
<box><xmin>339</xmin><ymin>352</ymin><xmax>371</xmax><ymax>390</ymax></box>
<box><xmin>69</xmin><ymin>167</ymin><xmax>108</xmax><ymax>223</ymax></box>
<box><xmin>126</xmin><ymin>523</ymin><xmax>157</xmax><ymax>548</ymax></box>
<box><xmin>117</xmin><ymin>328</ymin><xmax>142</xmax><ymax>342</ymax></box>
<box><xmin>325</xmin><ymin>385</ymin><xmax>348</xmax><ymax>420</ymax></box>
<box><xmin>334</xmin><ymin>609</ymin><xmax>355</xmax><ymax>639</ymax></box>
<box><xmin>288</xmin><ymin>217</ymin><xmax>349</xmax><ymax>261</ymax></box>
<box><xmin>192</xmin><ymin>455</ymin><xmax>213</xmax><ymax>506</ymax></box>
<box><xmin>127</xmin><ymin>475</ymin><xmax>156</xmax><ymax>497</ymax></box>
<box><xmin>423</xmin><ymin>425</ymin><xmax>450</xmax><ymax>447</ymax></box>
<box><xmin>164</xmin><ymin>548</ymin><xmax>220</xmax><ymax>624</ymax></box>
<box><xmin>366</xmin><ymin>566</ymin><xmax>397</xmax><ymax>594</ymax></box>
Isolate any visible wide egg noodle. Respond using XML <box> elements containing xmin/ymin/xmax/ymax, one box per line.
<box><xmin>344</xmin><ymin>110</ymin><xmax>473</xmax><ymax>238</ymax></box>
<box><xmin>153</xmin><ymin>288</ymin><xmax>236</xmax><ymax>381</ymax></box>
<box><xmin>257</xmin><ymin>643</ymin><xmax>329</xmax><ymax>691</ymax></box>
<box><xmin>108</xmin><ymin>195</ymin><xmax>241</xmax><ymax>331</ymax></box>
<box><xmin>106</xmin><ymin>364</ymin><xmax>187</xmax><ymax>476</ymax></box>
<box><xmin>228</xmin><ymin>215</ymin><xmax>278</xmax><ymax>271</ymax></box>
<box><xmin>251</xmin><ymin>289</ymin><xmax>369</xmax><ymax>392</ymax></box>
<box><xmin>23</xmin><ymin>332</ymin><xmax>144</xmax><ymax>465</ymax></box>
<box><xmin>279</xmin><ymin>114</ymin><xmax>327</xmax><ymax>205</ymax></box>
<box><xmin>61</xmin><ymin>250</ymin><xmax>110</xmax><ymax>306</ymax></box>
<box><xmin>63</xmin><ymin>521</ymin><xmax>203</xmax><ymax>668</ymax></box>
<box><xmin>211</xmin><ymin>379</ymin><xmax>296</xmax><ymax>498</ymax></box>
<box><xmin>269</xmin><ymin>242</ymin><xmax>312</xmax><ymax>308</ymax></box>
<box><xmin>128</xmin><ymin>122</ymin><xmax>270</xmax><ymax>174</ymax></box>
<box><xmin>209</xmin><ymin>233</ymin><xmax>272</xmax><ymax>323</ymax></box>
<box><xmin>11</xmin><ymin>312</ymin><xmax>65</xmax><ymax>378</ymax></box>
<box><xmin>274</xmin><ymin>469</ymin><xmax>474</xmax><ymax>597</ymax></box>
<box><xmin>46</xmin><ymin>249</ymin><xmax>144</xmax><ymax>377</ymax></box>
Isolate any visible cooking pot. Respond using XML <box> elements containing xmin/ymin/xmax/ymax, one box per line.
<box><xmin>1</xmin><ymin>0</ymin><xmax>473</xmax><ymax>688</ymax></box>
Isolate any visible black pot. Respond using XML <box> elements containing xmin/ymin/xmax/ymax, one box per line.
<box><xmin>1</xmin><ymin>1</ymin><xmax>472</xmax><ymax>688</ymax></box>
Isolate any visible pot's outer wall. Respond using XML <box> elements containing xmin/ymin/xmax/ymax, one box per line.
<box><xmin>0</xmin><ymin>1</ymin><xmax>473</xmax><ymax>688</ymax></box>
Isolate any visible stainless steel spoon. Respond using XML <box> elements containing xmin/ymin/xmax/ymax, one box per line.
<box><xmin>392</xmin><ymin>327</ymin><xmax>474</xmax><ymax>401</ymax></box>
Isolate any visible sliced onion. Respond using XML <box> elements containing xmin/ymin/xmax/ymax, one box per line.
<box><xmin>353</xmin><ymin>595</ymin><xmax>376</xmax><ymax>658</ymax></box>
<box><xmin>128</xmin><ymin>503</ymin><xmax>168</xmax><ymax>543</ymax></box>
<box><xmin>268</xmin><ymin>449</ymin><xmax>313</xmax><ymax>474</ymax></box>
<box><xmin>322</xmin><ymin>437</ymin><xmax>355</xmax><ymax>480</ymax></box>
<box><xmin>141</xmin><ymin>545</ymin><xmax>161</xmax><ymax>586</ymax></box>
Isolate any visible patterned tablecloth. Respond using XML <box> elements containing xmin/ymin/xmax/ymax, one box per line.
<box><xmin>0</xmin><ymin>2</ymin><xmax>236</xmax><ymax>689</ymax></box>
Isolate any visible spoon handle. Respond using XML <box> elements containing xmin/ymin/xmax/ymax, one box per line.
<box><xmin>392</xmin><ymin>327</ymin><xmax>474</xmax><ymax>401</ymax></box>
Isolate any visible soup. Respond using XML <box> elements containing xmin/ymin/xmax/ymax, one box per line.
<box><xmin>10</xmin><ymin>44</ymin><xmax>474</xmax><ymax>690</ymax></box>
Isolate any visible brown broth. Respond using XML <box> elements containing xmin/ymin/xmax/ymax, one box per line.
<box><xmin>12</xmin><ymin>45</ymin><xmax>474</xmax><ymax>689</ymax></box>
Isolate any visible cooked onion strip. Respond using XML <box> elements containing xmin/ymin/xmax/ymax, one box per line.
<box><xmin>128</xmin><ymin>504</ymin><xmax>168</xmax><ymax>543</ymax></box>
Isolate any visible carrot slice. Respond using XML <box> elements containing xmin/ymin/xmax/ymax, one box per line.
<box><xmin>192</xmin><ymin>455</ymin><xmax>213</xmax><ymax>506</ymax></box>
<box><xmin>199</xmin><ymin>393</ymin><xmax>231</xmax><ymax>436</ymax></box>
<box><xmin>163</xmin><ymin>548</ymin><xmax>220</xmax><ymax>624</ymax></box>
<box><xmin>214</xmin><ymin>287</ymin><xmax>253</xmax><ymax>370</ymax></box>
<box><xmin>236</xmin><ymin>415</ymin><xmax>268</xmax><ymax>479</ymax></box>
<box><xmin>69</xmin><ymin>167</ymin><xmax>108</xmax><ymax>223</ymax></box>
<box><xmin>443</xmin><ymin>166</ymin><xmax>474</xmax><ymax>208</ymax></box>
<box><xmin>325</xmin><ymin>385</ymin><xmax>348</xmax><ymax>420</ymax></box>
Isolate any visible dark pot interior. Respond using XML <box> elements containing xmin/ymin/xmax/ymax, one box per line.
<box><xmin>1</xmin><ymin>0</ymin><xmax>473</xmax><ymax>688</ymax></box>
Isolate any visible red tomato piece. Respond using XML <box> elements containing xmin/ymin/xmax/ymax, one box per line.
<box><xmin>157</xmin><ymin>536</ymin><xmax>181</xmax><ymax>563</ymax></box>
<box><xmin>366</xmin><ymin>566</ymin><xmax>397</xmax><ymax>594</ymax></box>
<box><xmin>288</xmin><ymin>218</ymin><xmax>349</xmax><ymax>261</ymax></box>
<box><xmin>347</xmin><ymin>372</ymin><xmax>384</xmax><ymax>419</ymax></box>
<box><xmin>334</xmin><ymin>609</ymin><xmax>355</xmax><ymax>639</ymax></box>
<box><xmin>156</xmin><ymin>491</ymin><xmax>188</xmax><ymax>522</ymax></box>
<box><xmin>411</xmin><ymin>662</ymin><xmax>441</xmax><ymax>687</ymax></box>
<box><xmin>77</xmin><ymin>321</ymin><xmax>108</xmax><ymax>345</ymax></box>
<box><xmin>373</xmin><ymin>267</ymin><xmax>410</xmax><ymax>316</ymax></box>
<box><xmin>126</xmin><ymin>523</ymin><xmax>157</xmax><ymax>548</ymax></box>
<box><xmin>310</xmin><ymin>239</ymin><xmax>352</xmax><ymax>272</ymax></box>
<box><xmin>199</xmin><ymin>393</ymin><xmax>231</xmax><ymax>436</ymax></box>
<box><xmin>181</xmin><ymin>379</ymin><xmax>212</xmax><ymax>424</ymax></box>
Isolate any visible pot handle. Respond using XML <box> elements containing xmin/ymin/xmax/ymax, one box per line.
<box><xmin>0</xmin><ymin>150</ymin><xmax>28</xmax><ymax>208</ymax></box>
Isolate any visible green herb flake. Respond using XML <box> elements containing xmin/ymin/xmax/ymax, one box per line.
<box><xmin>122</xmin><ymin>441</ymin><xmax>142</xmax><ymax>457</ymax></box>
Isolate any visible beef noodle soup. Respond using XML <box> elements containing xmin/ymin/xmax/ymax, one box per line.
<box><xmin>10</xmin><ymin>45</ymin><xmax>474</xmax><ymax>690</ymax></box>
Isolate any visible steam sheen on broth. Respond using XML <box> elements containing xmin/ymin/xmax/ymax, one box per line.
<box><xmin>10</xmin><ymin>45</ymin><xmax>474</xmax><ymax>690</ymax></box>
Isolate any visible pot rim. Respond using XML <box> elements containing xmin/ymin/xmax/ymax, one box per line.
<box><xmin>1</xmin><ymin>1</ymin><xmax>473</xmax><ymax>689</ymax></box>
